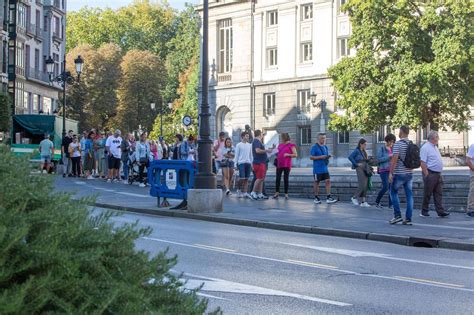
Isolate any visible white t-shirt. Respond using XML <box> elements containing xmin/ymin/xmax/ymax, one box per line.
<box><xmin>69</xmin><ymin>142</ymin><xmax>81</xmax><ymax>158</ymax></box>
<box><xmin>234</xmin><ymin>142</ymin><xmax>253</xmax><ymax>165</ymax></box>
<box><xmin>106</xmin><ymin>135</ymin><xmax>123</xmax><ymax>159</ymax></box>
<box><xmin>467</xmin><ymin>144</ymin><xmax>474</xmax><ymax>166</ymax></box>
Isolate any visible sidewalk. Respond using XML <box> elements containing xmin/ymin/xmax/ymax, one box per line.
<box><xmin>54</xmin><ymin>176</ymin><xmax>474</xmax><ymax>252</ymax></box>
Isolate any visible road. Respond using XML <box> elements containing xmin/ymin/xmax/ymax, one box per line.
<box><xmin>99</xmin><ymin>208</ymin><xmax>474</xmax><ymax>314</ymax></box>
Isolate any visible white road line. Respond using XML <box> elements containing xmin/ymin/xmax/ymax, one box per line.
<box><xmin>280</xmin><ymin>243</ymin><xmax>474</xmax><ymax>271</ymax></box>
<box><xmin>74</xmin><ymin>181</ymin><xmax>87</xmax><ymax>185</ymax></box>
<box><xmin>117</xmin><ymin>192</ymin><xmax>149</xmax><ymax>198</ymax></box>
<box><xmin>193</xmin><ymin>244</ymin><xmax>237</xmax><ymax>252</ymax></box>
<box><xmin>141</xmin><ymin>237</ymin><xmax>474</xmax><ymax>292</ymax></box>
<box><xmin>182</xmin><ymin>274</ymin><xmax>351</xmax><ymax>306</ymax></box>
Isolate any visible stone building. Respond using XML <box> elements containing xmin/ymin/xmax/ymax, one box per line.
<box><xmin>198</xmin><ymin>0</ymin><xmax>470</xmax><ymax>166</ymax></box>
<box><xmin>7</xmin><ymin>0</ymin><xmax>66</xmax><ymax>115</ymax></box>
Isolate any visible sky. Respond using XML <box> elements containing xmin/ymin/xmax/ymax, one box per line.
<box><xmin>68</xmin><ymin>0</ymin><xmax>200</xmax><ymax>12</ymax></box>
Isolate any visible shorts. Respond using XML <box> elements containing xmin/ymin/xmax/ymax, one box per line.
<box><xmin>238</xmin><ymin>163</ymin><xmax>251</xmax><ymax>179</ymax></box>
<box><xmin>108</xmin><ymin>155</ymin><xmax>121</xmax><ymax>170</ymax></box>
<box><xmin>41</xmin><ymin>155</ymin><xmax>52</xmax><ymax>164</ymax></box>
<box><xmin>314</xmin><ymin>173</ymin><xmax>330</xmax><ymax>182</ymax></box>
<box><xmin>253</xmin><ymin>163</ymin><xmax>267</xmax><ymax>180</ymax></box>
<box><xmin>221</xmin><ymin>161</ymin><xmax>234</xmax><ymax>169</ymax></box>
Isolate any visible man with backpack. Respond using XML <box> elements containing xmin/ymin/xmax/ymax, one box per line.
<box><xmin>389</xmin><ymin>125</ymin><xmax>419</xmax><ymax>225</ymax></box>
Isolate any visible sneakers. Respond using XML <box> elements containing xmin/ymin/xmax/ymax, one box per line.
<box><xmin>225</xmin><ymin>189</ymin><xmax>231</xmax><ymax>196</ymax></box>
<box><xmin>244</xmin><ymin>193</ymin><xmax>252</xmax><ymax>199</ymax></box>
<box><xmin>257</xmin><ymin>193</ymin><xmax>266</xmax><ymax>200</ymax></box>
<box><xmin>139</xmin><ymin>183</ymin><xmax>146</xmax><ymax>188</ymax></box>
<box><xmin>123</xmin><ymin>180</ymin><xmax>129</xmax><ymax>185</ymax></box>
<box><xmin>375</xmin><ymin>203</ymin><xmax>383</xmax><ymax>209</ymax></box>
<box><xmin>87</xmin><ymin>175</ymin><xmax>94</xmax><ymax>180</ymax></box>
<box><xmin>326</xmin><ymin>196</ymin><xmax>338</xmax><ymax>204</ymax></box>
<box><xmin>106</xmin><ymin>179</ymin><xmax>112</xmax><ymax>183</ymax></box>
<box><xmin>438</xmin><ymin>212</ymin><xmax>450</xmax><ymax>218</ymax></box>
<box><xmin>420</xmin><ymin>212</ymin><xmax>430</xmax><ymax>217</ymax></box>
<box><xmin>389</xmin><ymin>216</ymin><xmax>403</xmax><ymax>224</ymax></box>
<box><xmin>402</xmin><ymin>219</ymin><xmax>413</xmax><ymax>225</ymax></box>
<box><xmin>351</xmin><ymin>197</ymin><xmax>359</xmax><ymax>206</ymax></box>
<box><xmin>249</xmin><ymin>192</ymin><xmax>259</xmax><ymax>200</ymax></box>
<box><xmin>360</xmin><ymin>202</ymin><xmax>371</xmax><ymax>208</ymax></box>
<box><xmin>313</xmin><ymin>196</ymin><xmax>322</xmax><ymax>204</ymax></box>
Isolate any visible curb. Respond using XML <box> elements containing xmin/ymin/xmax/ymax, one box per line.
<box><xmin>94</xmin><ymin>202</ymin><xmax>473</xmax><ymax>252</ymax></box>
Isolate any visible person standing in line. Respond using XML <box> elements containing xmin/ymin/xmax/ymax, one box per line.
<box><xmin>375</xmin><ymin>134</ymin><xmax>396</xmax><ymax>208</ymax></box>
<box><xmin>420</xmin><ymin>131</ymin><xmax>450</xmax><ymax>218</ymax></box>
<box><xmin>79</xmin><ymin>130</ymin><xmax>87</xmax><ymax>177</ymax></box>
<box><xmin>61</xmin><ymin>130</ymin><xmax>73</xmax><ymax>177</ymax></box>
<box><xmin>389</xmin><ymin>125</ymin><xmax>415</xmax><ymax>225</ymax></box>
<box><xmin>96</xmin><ymin>131</ymin><xmax>107</xmax><ymax>179</ymax></box>
<box><xmin>220</xmin><ymin>137</ymin><xmax>235</xmax><ymax>195</ymax></box>
<box><xmin>39</xmin><ymin>134</ymin><xmax>54</xmax><ymax>174</ymax></box>
<box><xmin>273</xmin><ymin>133</ymin><xmax>297</xmax><ymax>200</ymax></box>
<box><xmin>213</xmin><ymin>131</ymin><xmax>226</xmax><ymax>174</ymax></box>
<box><xmin>83</xmin><ymin>131</ymin><xmax>96</xmax><ymax>180</ymax></box>
<box><xmin>68</xmin><ymin>135</ymin><xmax>81</xmax><ymax>177</ymax></box>
<box><xmin>172</xmin><ymin>134</ymin><xmax>184</xmax><ymax>160</ymax></box>
<box><xmin>310</xmin><ymin>133</ymin><xmax>338</xmax><ymax>204</ymax></box>
<box><xmin>106</xmin><ymin>129</ymin><xmax>123</xmax><ymax>183</ymax></box>
<box><xmin>185</xmin><ymin>135</ymin><xmax>196</xmax><ymax>161</ymax></box>
<box><xmin>121</xmin><ymin>133</ymin><xmax>132</xmax><ymax>184</ymax></box>
<box><xmin>135</xmin><ymin>132</ymin><xmax>151</xmax><ymax>188</ymax></box>
<box><xmin>466</xmin><ymin>143</ymin><xmax>474</xmax><ymax>217</ymax></box>
<box><xmin>249</xmin><ymin>130</ymin><xmax>274</xmax><ymax>200</ymax></box>
<box><xmin>160</xmin><ymin>137</ymin><xmax>168</xmax><ymax>160</ymax></box>
<box><xmin>349</xmin><ymin>138</ymin><xmax>371</xmax><ymax>207</ymax></box>
<box><xmin>150</xmin><ymin>140</ymin><xmax>159</xmax><ymax>161</ymax></box>
<box><xmin>234</xmin><ymin>132</ymin><xmax>253</xmax><ymax>198</ymax></box>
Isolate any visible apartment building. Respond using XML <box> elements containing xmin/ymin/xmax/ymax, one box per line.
<box><xmin>7</xmin><ymin>0</ymin><xmax>66</xmax><ymax>115</ymax></box>
<box><xmin>199</xmin><ymin>0</ymin><xmax>470</xmax><ymax>166</ymax></box>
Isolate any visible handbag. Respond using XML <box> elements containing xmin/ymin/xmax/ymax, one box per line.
<box><xmin>139</xmin><ymin>157</ymin><xmax>148</xmax><ymax>164</ymax></box>
<box><xmin>273</xmin><ymin>158</ymin><xmax>278</xmax><ymax>167</ymax></box>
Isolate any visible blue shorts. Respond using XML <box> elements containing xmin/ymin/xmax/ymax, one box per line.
<box><xmin>238</xmin><ymin>163</ymin><xmax>251</xmax><ymax>179</ymax></box>
<box><xmin>41</xmin><ymin>155</ymin><xmax>52</xmax><ymax>164</ymax></box>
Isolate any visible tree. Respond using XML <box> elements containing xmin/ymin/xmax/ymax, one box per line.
<box><xmin>0</xmin><ymin>147</ymin><xmax>215</xmax><ymax>314</ymax></box>
<box><xmin>328</xmin><ymin>0</ymin><xmax>474</xmax><ymax>134</ymax></box>
<box><xmin>150</xmin><ymin>58</ymin><xmax>199</xmax><ymax>141</ymax></box>
<box><xmin>0</xmin><ymin>95</ymin><xmax>11</xmax><ymax>134</ymax></box>
<box><xmin>66</xmin><ymin>44</ymin><xmax>122</xmax><ymax>131</ymax></box>
<box><xmin>114</xmin><ymin>50</ymin><xmax>166</xmax><ymax>133</ymax></box>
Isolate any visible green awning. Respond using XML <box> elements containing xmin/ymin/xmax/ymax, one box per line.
<box><xmin>13</xmin><ymin>115</ymin><xmax>55</xmax><ymax>135</ymax></box>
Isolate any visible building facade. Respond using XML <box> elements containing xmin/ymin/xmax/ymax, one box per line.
<box><xmin>199</xmin><ymin>0</ymin><xmax>470</xmax><ymax>166</ymax></box>
<box><xmin>7</xmin><ymin>0</ymin><xmax>65</xmax><ymax>115</ymax></box>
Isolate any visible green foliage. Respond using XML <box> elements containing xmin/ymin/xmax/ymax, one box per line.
<box><xmin>328</xmin><ymin>0</ymin><xmax>474</xmax><ymax>133</ymax></box>
<box><xmin>0</xmin><ymin>94</ymin><xmax>11</xmax><ymax>133</ymax></box>
<box><xmin>66</xmin><ymin>43</ymin><xmax>123</xmax><ymax>131</ymax></box>
<box><xmin>114</xmin><ymin>50</ymin><xmax>166</xmax><ymax>133</ymax></box>
<box><xmin>0</xmin><ymin>147</ymin><xmax>210</xmax><ymax>314</ymax></box>
<box><xmin>66</xmin><ymin>1</ymin><xmax>201</xmax><ymax>134</ymax></box>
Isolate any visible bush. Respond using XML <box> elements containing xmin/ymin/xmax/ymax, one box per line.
<box><xmin>0</xmin><ymin>147</ymin><xmax>211</xmax><ymax>314</ymax></box>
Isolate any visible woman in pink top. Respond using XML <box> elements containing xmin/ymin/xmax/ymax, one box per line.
<box><xmin>273</xmin><ymin>133</ymin><xmax>298</xmax><ymax>200</ymax></box>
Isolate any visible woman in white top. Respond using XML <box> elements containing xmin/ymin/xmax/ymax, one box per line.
<box><xmin>68</xmin><ymin>135</ymin><xmax>82</xmax><ymax>177</ymax></box>
<box><xmin>220</xmin><ymin>137</ymin><xmax>235</xmax><ymax>195</ymax></box>
<box><xmin>135</xmin><ymin>132</ymin><xmax>151</xmax><ymax>187</ymax></box>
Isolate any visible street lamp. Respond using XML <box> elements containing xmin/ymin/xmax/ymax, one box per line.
<box><xmin>310</xmin><ymin>92</ymin><xmax>317</xmax><ymax>107</ymax></box>
<box><xmin>151</xmin><ymin>99</ymin><xmax>173</xmax><ymax>137</ymax></box>
<box><xmin>195</xmin><ymin>0</ymin><xmax>216</xmax><ymax>190</ymax></box>
<box><xmin>46</xmin><ymin>55</ymin><xmax>84</xmax><ymax>156</ymax></box>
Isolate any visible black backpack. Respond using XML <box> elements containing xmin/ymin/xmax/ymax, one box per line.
<box><xmin>401</xmin><ymin>140</ymin><xmax>421</xmax><ymax>169</ymax></box>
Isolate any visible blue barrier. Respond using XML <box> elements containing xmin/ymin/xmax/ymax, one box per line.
<box><xmin>147</xmin><ymin>160</ymin><xmax>196</xmax><ymax>206</ymax></box>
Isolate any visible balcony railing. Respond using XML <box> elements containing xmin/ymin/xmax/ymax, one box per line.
<box><xmin>217</xmin><ymin>73</ymin><xmax>232</xmax><ymax>82</ymax></box>
<box><xmin>26</xmin><ymin>23</ymin><xmax>35</xmax><ymax>36</ymax></box>
<box><xmin>26</xmin><ymin>67</ymin><xmax>50</xmax><ymax>83</ymax></box>
<box><xmin>35</xmin><ymin>26</ymin><xmax>43</xmax><ymax>39</ymax></box>
<box><xmin>52</xmin><ymin>31</ymin><xmax>62</xmax><ymax>42</ymax></box>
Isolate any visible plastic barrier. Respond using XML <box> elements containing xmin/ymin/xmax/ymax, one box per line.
<box><xmin>147</xmin><ymin>160</ymin><xmax>196</xmax><ymax>207</ymax></box>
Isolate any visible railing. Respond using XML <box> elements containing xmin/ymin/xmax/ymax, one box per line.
<box><xmin>26</xmin><ymin>23</ymin><xmax>35</xmax><ymax>36</ymax></box>
<box><xmin>26</xmin><ymin>67</ymin><xmax>50</xmax><ymax>83</ymax></box>
<box><xmin>217</xmin><ymin>73</ymin><xmax>232</xmax><ymax>82</ymax></box>
<box><xmin>35</xmin><ymin>26</ymin><xmax>43</xmax><ymax>39</ymax></box>
<box><xmin>52</xmin><ymin>31</ymin><xmax>62</xmax><ymax>41</ymax></box>
<box><xmin>440</xmin><ymin>146</ymin><xmax>467</xmax><ymax>158</ymax></box>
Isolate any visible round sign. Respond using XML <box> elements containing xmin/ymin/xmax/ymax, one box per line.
<box><xmin>182</xmin><ymin>115</ymin><xmax>192</xmax><ymax>126</ymax></box>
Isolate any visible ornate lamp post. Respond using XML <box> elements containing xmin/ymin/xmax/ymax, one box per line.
<box><xmin>151</xmin><ymin>98</ymin><xmax>173</xmax><ymax>137</ymax></box>
<box><xmin>311</xmin><ymin>91</ymin><xmax>326</xmax><ymax>133</ymax></box>
<box><xmin>46</xmin><ymin>55</ymin><xmax>84</xmax><ymax>143</ymax></box>
<box><xmin>195</xmin><ymin>0</ymin><xmax>216</xmax><ymax>190</ymax></box>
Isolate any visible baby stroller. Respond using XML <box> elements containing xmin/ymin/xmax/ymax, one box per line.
<box><xmin>127</xmin><ymin>155</ymin><xmax>147</xmax><ymax>185</ymax></box>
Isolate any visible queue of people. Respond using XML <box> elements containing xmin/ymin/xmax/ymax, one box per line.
<box><xmin>54</xmin><ymin>124</ymin><xmax>474</xmax><ymax>223</ymax></box>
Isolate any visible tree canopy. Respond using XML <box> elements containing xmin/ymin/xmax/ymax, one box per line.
<box><xmin>328</xmin><ymin>0</ymin><xmax>473</xmax><ymax>133</ymax></box>
<box><xmin>66</xmin><ymin>1</ymin><xmax>201</xmax><ymax>135</ymax></box>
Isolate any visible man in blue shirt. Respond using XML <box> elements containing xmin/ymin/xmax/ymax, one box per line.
<box><xmin>310</xmin><ymin>133</ymin><xmax>337</xmax><ymax>204</ymax></box>
<box><xmin>249</xmin><ymin>130</ymin><xmax>274</xmax><ymax>200</ymax></box>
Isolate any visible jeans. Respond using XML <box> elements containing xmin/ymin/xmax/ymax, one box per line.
<box><xmin>376</xmin><ymin>172</ymin><xmax>392</xmax><ymax>206</ymax></box>
<box><xmin>71</xmin><ymin>157</ymin><xmax>81</xmax><ymax>176</ymax></box>
<box><xmin>123</xmin><ymin>162</ymin><xmax>129</xmax><ymax>180</ymax></box>
<box><xmin>275</xmin><ymin>167</ymin><xmax>290</xmax><ymax>194</ymax></box>
<box><xmin>390</xmin><ymin>173</ymin><xmax>413</xmax><ymax>220</ymax></box>
<box><xmin>62</xmin><ymin>156</ymin><xmax>72</xmax><ymax>175</ymax></box>
<box><xmin>468</xmin><ymin>172</ymin><xmax>474</xmax><ymax>214</ymax></box>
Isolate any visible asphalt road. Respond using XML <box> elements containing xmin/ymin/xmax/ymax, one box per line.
<box><xmin>98</xmin><ymin>208</ymin><xmax>474</xmax><ymax>315</ymax></box>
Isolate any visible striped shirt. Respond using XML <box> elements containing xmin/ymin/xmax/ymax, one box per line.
<box><xmin>392</xmin><ymin>138</ymin><xmax>413</xmax><ymax>175</ymax></box>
